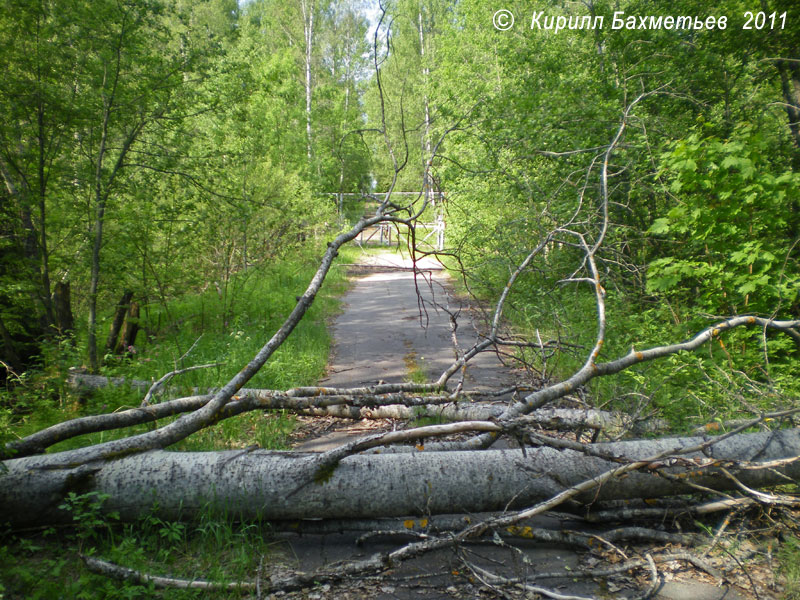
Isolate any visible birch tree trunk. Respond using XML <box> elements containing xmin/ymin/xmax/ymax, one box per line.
<box><xmin>301</xmin><ymin>0</ymin><xmax>314</xmax><ymax>165</ymax></box>
<box><xmin>418</xmin><ymin>4</ymin><xmax>432</xmax><ymax>204</ymax></box>
<box><xmin>3</xmin><ymin>429</ymin><xmax>800</xmax><ymax>528</ymax></box>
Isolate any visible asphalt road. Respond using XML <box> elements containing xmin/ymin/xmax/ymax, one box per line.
<box><xmin>319</xmin><ymin>251</ymin><xmax>514</xmax><ymax>394</ymax></box>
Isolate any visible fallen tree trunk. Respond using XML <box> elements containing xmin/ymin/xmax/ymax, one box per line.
<box><xmin>67</xmin><ymin>371</ymin><xmax>152</xmax><ymax>393</ymax></box>
<box><xmin>295</xmin><ymin>404</ymin><xmax>666</xmax><ymax>436</ymax></box>
<box><xmin>3</xmin><ymin>428</ymin><xmax>799</xmax><ymax>528</ymax></box>
<box><xmin>7</xmin><ymin>389</ymin><xmax>665</xmax><ymax>458</ymax></box>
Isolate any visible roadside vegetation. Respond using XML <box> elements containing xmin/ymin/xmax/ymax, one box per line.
<box><xmin>0</xmin><ymin>244</ymin><xmax>351</xmax><ymax>598</ymax></box>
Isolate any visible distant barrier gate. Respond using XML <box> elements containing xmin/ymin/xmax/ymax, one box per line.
<box><xmin>327</xmin><ymin>191</ymin><xmax>446</xmax><ymax>250</ymax></box>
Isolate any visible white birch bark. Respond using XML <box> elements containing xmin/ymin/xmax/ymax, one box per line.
<box><xmin>3</xmin><ymin>428</ymin><xmax>799</xmax><ymax>528</ymax></box>
<box><xmin>302</xmin><ymin>0</ymin><xmax>314</xmax><ymax>164</ymax></box>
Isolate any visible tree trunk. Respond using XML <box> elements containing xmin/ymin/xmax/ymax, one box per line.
<box><xmin>301</xmin><ymin>0</ymin><xmax>314</xmax><ymax>165</ymax></box>
<box><xmin>3</xmin><ymin>428</ymin><xmax>799</xmax><ymax>528</ymax></box>
<box><xmin>0</xmin><ymin>313</ymin><xmax>23</xmax><ymax>375</ymax></box>
<box><xmin>115</xmin><ymin>300</ymin><xmax>139</xmax><ymax>354</ymax></box>
<box><xmin>778</xmin><ymin>58</ymin><xmax>800</xmax><ymax>151</ymax></box>
<box><xmin>105</xmin><ymin>291</ymin><xmax>133</xmax><ymax>353</ymax></box>
<box><xmin>418</xmin><ymin>5</ymin><xmax>432</xmax><ymax>205</ymax></box>
<box><xmin>52</xmin><ymin>281</ymin><xmax>74</xmax><ymax>337</ymax></box>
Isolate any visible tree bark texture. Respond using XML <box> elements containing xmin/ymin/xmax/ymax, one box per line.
<box><xmin>116</xmin><ymin>300</ymin><xmax>139</xmax><ymax>353</ymax></box>
<box><xmin>778</xmin><ymin>58</ymin><xmax>800</xmax><ymax>151</ymax></box>
<box><xmin>3</xmin><ymin>428</ymin><xmax>799</xmax><ymax>528</ymax></box>
<box><xmin>52</xmin><ymin>281</ymin><xmax>74</xmax><ymax>336</ymax></box>
<box><xmin>105</xmin><ymin>291</ymin><xmax>133</xmax><ymax>353</ymax></box>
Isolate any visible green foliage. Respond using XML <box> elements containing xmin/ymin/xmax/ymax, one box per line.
<box><xmin>2</xmin><ymin>245</ymin><xmax>347</xmax><ymax>456</ymax></box>
<box><xmin>0</xmin><ymin>0</ymin><xmax>368</xmax><ymax>375</ymax></box>
<box><xmin>417</xmin><ymin>0</ymin><xmax>800</xmax><ymax>432</ymax></box>
<box><xmin>58</xmin><ymin>492</ymin><xmax>118</xmax><ymax>542</ymax></box>
<box><xmin>410</xmin><ymin>408</ymin><xmax>447</xmax><ymax>428</ymax></box>
<box><xmin>648</xmin><ymin>126</ymin><xmax>800</xmax><ymax>316</ymax></box>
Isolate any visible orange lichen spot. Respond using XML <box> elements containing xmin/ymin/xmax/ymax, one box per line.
<box><xmin>419</xmin><ymin>518</ymin><xmax>428</xmax><ymax>528</ymax></box>
<box><xmin>644</xmin><ymin>498</ymin><xmax>658</xmax><ymax>505</ymax></box>
<box><xmin>678</xmin><ymin>470</ymin><xmax>704</xmax><ymax>478</ymax></box>
<box><xmin>415</xmin><ymin>443</ymin><xmax>425</xmax><ymax>451</ymax></box>
<box><xmin>506</xmin><ymin>526</ymin><xmax>533</xmax><ymax>538</ymax></box>
<box><xmin>747</xmin><ymin>316</ymin><xmax>756</xmax><ymax>324</ymax></box>
<box><xmin>705</xmin><ymin>422</ymin><xmax>721</xmax><ymax>432</ymax></box>
<box><xmin>404</xmin><ymin>519</ymin><xmax>416</xmax><ymax>530</ymax></box>
<box><xmin>712</xmin><ymin>328</ymin><xmax>720</xmax><ymax>336</ymax></box>
<box><xmin>635</xmin><ymin>352</ymin><xmax>644</xmax><ymax>361</ymax></box>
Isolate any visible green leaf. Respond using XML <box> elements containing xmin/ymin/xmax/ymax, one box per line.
<box><xmin>648</xmin><ymin>218</ymin><xmax>671</xmax><ymax>235</ymax></box>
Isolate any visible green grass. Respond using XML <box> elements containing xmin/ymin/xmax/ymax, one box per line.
<box><xmin>403</xmin><ymin>350</ymin><xmax>429</xmax><ymax>385</ymax></box>
<box><xmin>780</xmin><ymin>535</ymin><xmax>800</xmax><ymax>599</ymax></box>
<box><xmin>0</xmin><ymin>493</ymin><xmax>282</xmax><ymax>599</ymax></box>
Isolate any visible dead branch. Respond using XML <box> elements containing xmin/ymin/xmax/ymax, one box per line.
<box><xmin>141</xmin><ymin>362</ymin><xmax>221</xmax><ymax>406</ymax></box>
<box><xmin>464</xmin><ymin>562</ymin><xmax>596</xmax><ymax>600</ymax></box>
<box><xmin>81</xmin><ymin>555</ymin><xmax>254</xmax><ymax>591</ymax></box>
<box><xmin>532</xmin><ymin>551</ymin><xmax>724</xmax><ymax>583</ymax></box>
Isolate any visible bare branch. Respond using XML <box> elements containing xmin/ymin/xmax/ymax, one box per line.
<box><xmin>141</xmin><ymin>362</ymin><xmax>221</xmax><ymax>407</ymax></box>
<box><xmin>81</xmin><ymin>555</ymin><xmax>254</xmax><ymax>591</ymax></box>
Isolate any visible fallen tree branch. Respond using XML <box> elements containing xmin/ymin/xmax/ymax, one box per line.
<box><xmin>67</xmin><ymin>373</ymin><xmax>443</xmax><ymax>398</ymax></box>
<box><xmin>458</xmin><ymin>316</ymin><xmax>800</xmax><ymax>451</ymax></box>
<box><xmin>273</xmin><ymin>513</ymin><xmax>701</xmax><ymax>549</ymax></box>
<box><xmin>5</xmin><ymin>389</ymin><xmax>451</xmax><ymax>457</ymax></box>
<box><xmin>465</xmin><ymin>562</ymin><xmax>595</xmax><ymax>600</ymax></box>
<box><xmin>81</xmin><ymin>555</ymin><xmax>254</xmax><ymax>591</ymax></box>
<box><xmin>531</xmin><ymin>551</ymin><xmax>724</xmax><ymax>584</ymax></box>
<box><xmin>581</xmin><ymin>495</ymin><xmax>786</xmax><ymax>522</ymax></box>
<box><xmin>9</xmin><ymin>379</ymin><xmax>668</xmax><ymax>457</ymax></box>
<box><xmin>296</xmin><ymin>404</ymin><xmax>667</xmax><ymax>436</ymax></box>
